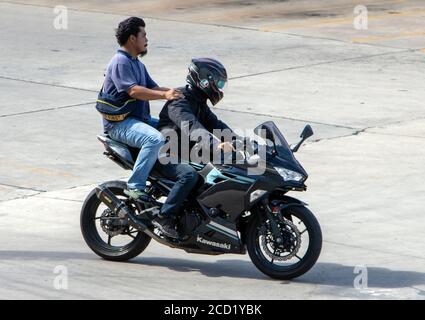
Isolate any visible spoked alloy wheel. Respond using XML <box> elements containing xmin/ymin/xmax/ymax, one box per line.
<box><xmin>80</xmin><ymin>181</ymin><xmax>151</xmax><ymax>261</ymax></box>
<box><xmin>246</xmin><ymin>205</ymin><xmax>322</xmax><ymax>280</ymax></box>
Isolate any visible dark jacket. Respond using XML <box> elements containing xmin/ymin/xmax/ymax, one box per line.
<box><xmin>157</xmin><ymin>85</ymin><xmax>237</xmax><ymax>160</ymax></box>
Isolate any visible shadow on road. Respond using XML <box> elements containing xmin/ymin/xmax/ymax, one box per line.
<box><xmin>293</xmin><ymin>262</ymin><xmax>425</xmax><ymax>290</ymax></box>
<box><xmin>132</xmin><ymin>256</ymin><xmax>425</xmax><ymax>289</ymax></box>
<box><xmin>1</xmin><ymin>250</ymin><xmax>424</xmax><ymax>291</ymax></box>
<box><xmin>132</xmin><ymin>256</ymin><xmax>269</xmax><ymax>280</ymax></box>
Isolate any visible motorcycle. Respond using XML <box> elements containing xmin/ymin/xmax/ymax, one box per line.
<box><xmin>80</xmin><ymin>121</ymin><xmax>322</xmax><ymax>279</ymax></box>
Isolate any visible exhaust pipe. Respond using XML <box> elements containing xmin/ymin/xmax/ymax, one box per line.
<box><xmin>94</xmin><ymin>186</ymin><xmax>187</xmax><ymax>250</ymax></box>
<box><xmin>95</xmin><ymin>185</ymin><xmax>147</xmax><ymax>231</ymax></box>
<box><xmin>95</xmin><ymin>185</ymin><xmax>125</xmax><ymax>212</ymax></box>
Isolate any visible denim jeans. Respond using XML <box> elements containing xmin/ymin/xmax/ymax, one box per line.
<box><xmin>108</xmin><ymin>117</ymin><xmax>164</xmax><ymax>190</ymax></box>
<box><xmin>154</xmin><ymin>162</ymin><xmax>198</xmax><ymax>217</ymax></box>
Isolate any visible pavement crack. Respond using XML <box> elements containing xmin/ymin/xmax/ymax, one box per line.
<box><xmin>212</xmin><ymin>106</ymin><xmax>358</xmax><ymax>130</ymax></box>
<box><xmin>310</xmin><ymin>117</ymin><xmax>425</xmax><ymax>143</ymax></box>
<box><xmin>229</xmin><ymin>49</ymin><xmax>410</xmax><ymax>80</ymax></box>
<box><xmin>0</xmin><ymin>75</ymin><xmax>97</xmax><ymax>93</ymax></box>
<box><xmin>36</xmin><ymin>196</ymin><xmax>84</xmax><ymax>203</ymax></box>
<box><xmin>0</xmin><ymin>102</ymin><xmax>95</xmax><ymax>118</ymax></box>
<box><xmin>311</xmin><ymin>127</ymin><xmax>370</xmax><ymax>143</ymax></box>
<box><xmin>0</xmin><ymin>192</ymin><xmax>45</xmax><ymax>203</ymax></box>
<box><xmin>0</xmin><ymin>1</ymin><xmax>259</xmax><ymax>31</ymax></box>
<box><xmin>0</xmin><ymin>183</ymin><xmax>47</xmax><ymax>203</ymax></box>
<box><xmin>0</xmin><ymin>178</ymin><xmax>128</xmax><ymax>204</ymax></box>
<box><xmin>0</xmin><ymin>0</ymin><xmax>416</xmax><ymax>55</ymax></box>
<box><xmin>0</xmin><ymin>183</ymin><xmax>46</xmax><ymax>193</ymax></box>
<box><xmin>266</xmin><ymin>31</ymin><xmax>406</xmax><ymax>51</ymax></box>
<box><xmin>366</xmin><ymin>115</ymin><xmax>425</xmax><ymax>130</ymax></box>
<box><xmin>364</xmin><ymin>131</ymin><xmax>425</xmax><ymax>140</ymax></box>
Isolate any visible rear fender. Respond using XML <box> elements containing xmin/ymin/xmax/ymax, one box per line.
<box><xmin>97</xmin><ymin>135</ymin><xmax>134</xmax><ymax>170</ymax></box>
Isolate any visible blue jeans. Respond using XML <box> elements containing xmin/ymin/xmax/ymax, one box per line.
<box><xmin>108</xmin><ymin>117</ymin><xmax>164</xmax><ymax>190</ymax></box>
<box><xmin>154</xmin><ymin>162</ymin><xmax>198</xmax><ymax>217</ymax></box>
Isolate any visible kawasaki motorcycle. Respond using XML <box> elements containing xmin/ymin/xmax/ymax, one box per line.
<box><xmin>80</xmin><ymin>121</ymin><xmax>322</xmax><ymax>279</ymax></box>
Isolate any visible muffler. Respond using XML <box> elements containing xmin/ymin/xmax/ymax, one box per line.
<box><xmin>95</xmin><ymin>185</ymin><xmax>147</xmax><ymax>231</ymax></box>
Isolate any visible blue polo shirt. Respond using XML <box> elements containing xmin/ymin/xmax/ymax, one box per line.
<box><xmin>102</xmin><ymin>49</ymin><xmax>158</xmax><ymax>131</ymax></box>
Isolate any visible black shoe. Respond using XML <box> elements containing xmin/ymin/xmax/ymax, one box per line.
<box><xmin>152</xmin><ymin>214</ymin><xmax>179</xmax><ymax>239</ymax></box>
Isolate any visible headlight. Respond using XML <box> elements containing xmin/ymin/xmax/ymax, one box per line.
<box><xmin>274</xmin><ymin>167</ymin><xmax>305</xmax><ymax>182</ymax></box>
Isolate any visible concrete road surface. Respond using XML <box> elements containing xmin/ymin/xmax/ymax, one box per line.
<box><xmin>0</xmin><ymin>0</ymin><xmax>424</xmax><ymax>299</ymax></box>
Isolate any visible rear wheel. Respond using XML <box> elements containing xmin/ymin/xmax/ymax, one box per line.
<box><xmin>246</xmin><ymin>205</ymin><xmax>322</xmax><ymax>280</ymax></box>
<box><xmin>80</xmin><ymin>181</ymin><xmax>151</xmax><ymax>261</ymax></box>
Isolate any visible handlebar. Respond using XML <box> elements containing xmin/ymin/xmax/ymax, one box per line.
<box><xmin>191</xmin><ymin>137</ymin><xmax>261</xmax><ymax>165</ymax></box>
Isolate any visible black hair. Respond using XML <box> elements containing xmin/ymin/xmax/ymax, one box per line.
<box><xmin>115</xmin><ymin>17</ymin><xmax>146</xmax><ymax>46</ymax></box>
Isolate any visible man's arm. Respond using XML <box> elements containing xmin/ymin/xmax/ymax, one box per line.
<box><xmin>166</xmin><ymin>100</ymin><xmax>234</xmax><ymax>152</ymax></box>
<box><xmin>204</xmin><ymin>106</ymin><xmax>243</xmax><ymax>139</ymax></box>
<box><xmin>204</xmin><ymin>106</ymin><xmax>244</xmax><ymax>152</ymax></box>
<box><xmin>127</xmin><ymin>86</ymin><xmax>182</xmax><ymax>101</ymax></box>
<box><xmin>204</xmin><ymin>107</ymin><xmax>232</xmax><ymax>132</ymax></box>
<box><xmin>151</xmin><ymin>86</ymin><xmax>170</xmax><ymax>92</ymax></box>
<box><xmin>166</xmin><ymin>100</ymin><xmax>217</xmax><ymax>149</ymax></box>
<box><xmin>111</xmin><ymin>62</ymin><xmax>182</xmax><ymax>101</ymax></box>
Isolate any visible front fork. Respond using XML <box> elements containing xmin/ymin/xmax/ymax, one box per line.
<box><xmin>259</xmin><ymin>198</ymin><xmax>305</xmax><ymax>244</ymax></box>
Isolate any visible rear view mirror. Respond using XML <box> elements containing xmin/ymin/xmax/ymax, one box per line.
<box><xmin>291</xmin><ymin>125</ymin><xmax>314</xmax><ymax>153</ymax></box>
<box><xmin>301</xmin><ymin>125</ymin><xmax>313</xmax><ymax>140</ymax></box>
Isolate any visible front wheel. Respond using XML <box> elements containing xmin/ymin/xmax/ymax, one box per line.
<box><xmin>246</xmin><ymin>205</ymin><xmax>322</xmax><ymax>280</ymax></box>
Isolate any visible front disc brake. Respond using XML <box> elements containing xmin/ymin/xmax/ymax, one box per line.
<box><xmin>260</xmin><ymin>218</ymin><xmax>302</xmax><ymax>261</ymax></box>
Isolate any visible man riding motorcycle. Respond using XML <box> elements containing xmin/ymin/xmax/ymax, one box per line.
<box><xmin>151</xmin><ymin>58</ymin><xmax>239</xmax><ymax>238</ymax></box>
<box><xmin>82</xmin><ymin>58</ymin><xmax>322</xmax><ymax>280</ymax></box>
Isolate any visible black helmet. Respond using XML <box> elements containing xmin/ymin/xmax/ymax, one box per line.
<box><xmin>186</xmin><ymin>58</ymin><xmax>227</xmax><ymax>106</ymax></box>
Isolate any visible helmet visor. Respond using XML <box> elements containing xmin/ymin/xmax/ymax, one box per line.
<box><xmin>215</xmin><ymin>79</ymin><xmax>227</xmax><ymax>93</ymax></box>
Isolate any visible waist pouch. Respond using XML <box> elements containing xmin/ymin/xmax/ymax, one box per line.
<box><xmin>95</xmin><ymin>89</ymin><xmax>137</xmax><ymax>121</ymax></box>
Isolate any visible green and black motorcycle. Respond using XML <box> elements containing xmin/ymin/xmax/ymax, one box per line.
<box><xmin>80</xmin><ymin>121</ymin><xmax>322</xmax><ymax>280</ymax></box>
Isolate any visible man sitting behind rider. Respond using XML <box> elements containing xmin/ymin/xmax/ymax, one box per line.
<box><xmin>151</xmin><ymin>58</ymin><xmax>240</xmax><ymax>238</ymax></box>
<box><xmin>101</xmin><ymin>17</ymin><xmax>182</xmax><ymax>202</ymax></box>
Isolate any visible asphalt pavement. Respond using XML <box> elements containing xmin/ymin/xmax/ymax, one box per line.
<box><xmin>0</xmin><ymin>0</ymin><xmax>424</xmax><ymax>299</ymax></box>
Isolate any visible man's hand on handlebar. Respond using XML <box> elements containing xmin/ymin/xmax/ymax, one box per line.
<box><xmin>217</xmin><ymin>142</ymin><xmax>235</xmax><ymax>153</ymax></box>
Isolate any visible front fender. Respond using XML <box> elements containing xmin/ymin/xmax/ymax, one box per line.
<box><xmin>277</xmin><ymin>195</ymin><xmax>308</xmax><ymax>208</ymax></box>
